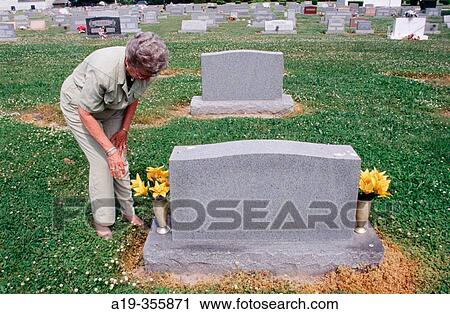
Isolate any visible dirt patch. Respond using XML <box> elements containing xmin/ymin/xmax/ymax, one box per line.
<box><xmin>19</xmin><ymin>104</ymin><xmax>66</xmax><ymax>129</ymax></box>
<box><xmin>119</xmin><ymin>230</ymin><xmax>419</xmax><ymax>294</ymax></box>
<box><xmin>158</xmin><ymin>68</ymin><xmax>200</xmax><ymax>78</ymax></box>
<box><xmin>439</xmin><ymin>109</ymin><xmax>450</xmax><ymax>118</ymax></box>
<box><xmin>384</xmin><ymin>71</ymin><xmax>450</xmax><ymax>87</ymax></box>
<box><xmin>134</xmin><ymin>103</ymin><xmax>191</xmax><ymax>128</ymax></box>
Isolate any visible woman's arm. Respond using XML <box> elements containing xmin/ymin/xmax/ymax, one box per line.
<box><xmin>78</xmin><ymin>106</ymin><xmax>115</xmax><ymax>151</ymax></box>
<box><xmin>121</xmin><ymin>99</ymin><xmax>139</xmax><ymax>132</ymax></box>
<box><xmin>78</xmin><ymin>106</ymin><xmax>126</xmax><ymax>179</ymax></box>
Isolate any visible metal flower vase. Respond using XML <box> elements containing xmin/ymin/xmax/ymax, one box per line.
<box><xmin>152</xmin><ymin>198</ymin><xmax>170</xmax><ymax>235</ymax></box>
<box><xmin>355</xmin><ymin>200</ymin><xmax>372</xmax><ymax>234</ymax></box>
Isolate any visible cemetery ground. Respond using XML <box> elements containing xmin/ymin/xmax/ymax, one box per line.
<box><xmin>0</xmin><ymin>15</ymin><xmax>449</xmax><ymax>294</ymax></box>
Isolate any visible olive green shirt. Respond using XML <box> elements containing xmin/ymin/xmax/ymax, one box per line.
<box><xmin>62</xmin><ymin>46</ymin><xmax>150</xmax><ymax>113</ymax></box>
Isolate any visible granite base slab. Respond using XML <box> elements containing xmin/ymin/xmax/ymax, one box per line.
<box><xmin>190</xmin><ymin>94</ymin><xmax>294</xmax><ymax>116</ymax></box>
<box><xmin>144</xmin><ymin>219</ymin><xmax>384</xmax><ymax>276</ymax></box>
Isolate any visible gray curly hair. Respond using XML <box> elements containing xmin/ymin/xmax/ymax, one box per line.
<box><xmin>125</xmin><ymin>32</ymin><xmax>168</xmax><ymax>76</ymax></box>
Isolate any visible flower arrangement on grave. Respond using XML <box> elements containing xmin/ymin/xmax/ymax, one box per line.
<box><xmin>358</xmin><ymin>168</ymin><xmax>392</xmax><ymax>201</ymax></box>
<box><xmin>131</xmin><ymin>166</ymin><xmax>170</xmax><ymax>234</ymax></box>
<box><xmin>355</xmin><ymin>168</ymin><xmax>392</xmax><ymax>234</ymax></box>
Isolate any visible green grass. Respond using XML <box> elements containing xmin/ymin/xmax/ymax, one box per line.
<box><xmin>0</xmin><ymin>15</ymin><xmax>449</xmax><ymax>293</ymax></box>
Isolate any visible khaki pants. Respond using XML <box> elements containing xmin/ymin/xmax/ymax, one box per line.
<box><xmin>60</xmin><ymin>83</ymin><xmax>135</xmax><ymax>226</ymax></box>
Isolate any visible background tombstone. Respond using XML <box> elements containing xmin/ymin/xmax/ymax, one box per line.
<box><xmin>144</xmin><ymin>139</ymin><xmax>384</xmax><ymax>275</ymax></box>
<box><xmin>29</xmin><ymin>20</ymin><xmax>46</xmax><ymax>31</ymax></box>
<box><xmin>326</xmin><ymin>17</ymin><xmax>345</xmax><ymax>34</ymax></box>
<box><xmin>179</xmin><ymin>20</ymin><xmax>207</xmax><ymax>33</ymax></box>
<box><xmin>364</xmin><ymin>6</ymin><xmax>376</xmax><ymax>17</ymax></box>
<box><xmin>190</xmin><ymin>50</ymin><xmax>294</xmax><ymax>116</ymax></box>
<box><xmin>263</xmin><ymin>20</ymin><xmax>296</xmax><ymax>34</ymax></box>
<box><xmin>424</xmin><ymin>22</ymin><xmax>440</xmax><ymax>35</ymax></box>
<box><xmin>444</xmin><ymin>15</ymin><xmax>450</xmax><ymax>28</ymax></box>
<box><xmin>86</xmin><ymin>17</ymin><xmax>121</xmax><ymax>37</ymax></box>
<box><xmin>120</xmin><ymin>16</ymin><xmax>140</xmax><ymax>33</ymax></box>
<box><xmin>14</xmin><ymin>15</ymin><xmax>29</xmax><ymax>29</ymax></box>
<box><xmin>303</xmin><ymin>6</ymin><xmax>318</xmax><ymax>15</ymax></box>
<box><xmin>389</xmin><ymin>17</ymin><xmax>427</xmax><ymax>40</ymax></box>
<box><xmin>0</xmin><ymin>23</ymin><xmax>16</xmax><ymax>41</ymax></box>
<box><xmin>375</xmin><ymin>7</ymin><xmax>391</xmax><ymax>18</ymax></box>
<box><xmin>142</xmin><ymin>12</ymin><xmax>159</xmax><ymax>24</ymax></box>
<box><xmin>355</xmin><ymin>20</ymin><xmax>374</xmax><ymax>34</ymax></box>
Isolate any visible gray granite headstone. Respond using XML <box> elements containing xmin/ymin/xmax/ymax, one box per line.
<box><xmin>424</xmin><ymin>22</ymin><xmax>440</xmax><ymax>34</ymax></box>
<box><xmin>0</xmin><ymin>23</ymin><xmax>16</xmax><ymax>41</ymax></box>
<box><xmin>144</xmin><ymin>140</ymin><xmax>384</xmax><ymax>276</ymax></box>
<box><xmin>191</xmin><ymin>50</ymin><xmax>294</xmax><ymax>115</ymax></box>
<box><xmin>179</xmin><ymin>20</ymin><xmax>207</xmax><ymax>33</ymax></box>
<box><xmin>326</xmin><ymin>17</ymin><xmax>345</xmax><ymax>34</ymax></box>
<box><xmin>355</xmin><ymin>20</ymin><xmax>374</xmax><ymax>34</ymax></box>
<box><xmin>14</xmin><ymin>15</ymin><xmax>29</xmax><ymax>29</ymax></box>
<box><xmin>120</xmin><ymin>15</ymin><xmax>140</xmax><ymax>33</ymax></box>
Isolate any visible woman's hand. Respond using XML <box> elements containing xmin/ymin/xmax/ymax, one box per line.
<box><xmin>110</xmin><ymin>129</ymin><xmax>128</xmax><ymax>157</ymax></box>
<box><xmin>107</xmin><ymin>150</ymin><xmax>126</xmax><ymax>179</ymax></box>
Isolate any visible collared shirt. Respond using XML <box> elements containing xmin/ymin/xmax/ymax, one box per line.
<box><xmin>62</xmin><ymin>46</ymin><xmax>150</xmax><ymax>113</ymax></box>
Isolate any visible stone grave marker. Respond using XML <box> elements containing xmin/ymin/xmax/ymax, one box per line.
<box><xmin>142</xmin><ymin>12</ymin><xmax>158</xmax><ymax>24</ymax></box>
<box><xmin>0</xmin><ymin>23</ymin><xmax>16</xmax><ymax>41</ymax></box>
<box><xmin>120</xmin><ymin>16</ymin><xmax>140</xmax><ymax>33</ymax></box>
<box><xmin>190</xmin><ymin>50</ymin><xmax>294</xmax><ymax>116</ymax></box>
<box><xmin>14</xmin><ymin>15</ymin><xmax>29</xmax><ymax>29</ymax></box>
<box><xmin>326</xmin><ymin>18</ymin><xmax>346</xmax><ymax>34</ymax></box>
<box><xmin>29</xmin><ymin>20</ymin><xmax>46</xmax><ymax>30</ymax></box>
<box><xmin>375</xmin><ymin>7</ymin><xmax>391</xmax><ymax>18</ymax></box>
<box><xmin>355</xmin><ymin>20</ymin><xmax>374</xmax><ymax>34</ymax></box>
<box><xmin>263</xmin><ymin>20</ymin><xmax>296</xmax><ymax>34</ymax></box>
<box><xmin>444</xmin><ymin>15</ymin><xmax>450</xmax><ymax>28</ymax></box>
<box><xmin>303</xmin><ymin>6</ymin><xmax>317</xmax><ymax>15</ymax></box>
<box><xmin>144</xmin><ymin>139</ymin><xmax>384</xmax><ymax>275</ymax></box>
<box><xmin>425</xmin><ymin>8</ymin><xmax>441</xmax><ymax>17</ymax></box>
<box><xmin>365</xmin><ymin>7</ymin><xmax>376</xmax><ymax>17</ymax></box>
<box><xmin>389</xmin><ymin>17</ymin><xmax>427</xmax><ymax>40</ymax></box>
<box><xmin>424</xmin><ymin>22</ymin><xmax>440</xmax><ymax>35</ymax></box>
<box><xmin>179</xmin><ymin>20</ymin><xmax>207</xmax><ymax>33</ymax></box>
<box><xmin>86</xmin><ymin>17</ymin><xmax>121</xmax><ymax>37</ymax></box>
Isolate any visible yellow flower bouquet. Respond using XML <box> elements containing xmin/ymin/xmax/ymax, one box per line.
<box><xmin>131</xmin><ymin>166</ymin><xmax>171</xmax><ymax>234</ymax></box>
<box><xmin>130</xmin><ymin>166</ymin><xmax>170</xmax><ymax>201</ymax></box>
<box><xmin>358</xmin><ymin>168</ymin><xmax>392</xmax><ymax>201</ymax></box>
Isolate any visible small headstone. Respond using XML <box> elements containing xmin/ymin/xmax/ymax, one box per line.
<box><xmin>304</xmin><ymin>6</ymin><xmax>317</xmax><ymax>15</ymax></box>
<box><xmin>86</xmin><ymin>17</ymin><xmax>121</xmax><ymax>37</ymax></box>
<box><xmin>14</xmin><ymin>15</ymin><xmax>29</xmax><ymax>29</ymax></box>
<box><xmin>29</xmin><ymin>20</ymin><xmax>46</xmax><ymax>31</ymax></box>
<box><xmin>190</xmin><ymin>50</ymin><xmax>294</xmax><ymax>116</ymax></box>
<box><xmin>444</xmin><ymin>15</ymin><xmax>450</xmax><ymax>28</ymax></box>
<box><xmin>326</xmin><ymin>18</ymin><xmax>345</xmax><ymax>34</ymax></box>
<box><xmin>263</xmin><ymin>20</ymin><xmax>296</xmax><ymax>34</ymax></box>
<box><xmin>389</xmin><ymin>17</ymin><xmax>427</xmax><ymax>40</ymax></box>
<box><xmin>120</xmin><ymin>16</ymin><xmax>140</xmax><ymax>33</ymax></box>
<box><xmin>424</xmin><ymin>22</ymin><xmax>440</xmax><ymax>35</ymax></box>
<box><xmin>355</xmin><ymin>20</ymin><xmax>374</xmax><ymax>34</ymax></box>
<box><xmin>0</xmin><ymin>23</ymin><xmax>16</xmax><ymax>41</ymax></box>
<box><xmin>375</xmin><ymin>7</ymin><xmax>391</xmax><ymax>18</ymax></box>
<box><xmin>142</xmin><ymin>12</ymin><xmax>159</xmax><ymax>24</ymax></box>
<box><xmin>179</xmin><ymin>20</ymin><xmax>207</xmax><ymax>33</ymax></box>
<box><xmin>364</xmin><ymin>7</ymin><xmax>376</xmax><ymax>17</ymax></box>
<box><xmin>425</xmin><ymin>8</ymin><xmax>440</xmax><ymax>17</ymax></box>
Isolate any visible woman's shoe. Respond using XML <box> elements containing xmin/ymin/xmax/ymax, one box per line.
<box><xmin>93</xmin><ymin>223</ymin><xmax>112</xmax><ymax>240</ymax></box>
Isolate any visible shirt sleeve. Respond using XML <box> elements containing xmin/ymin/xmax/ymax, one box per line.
<box><xmin>78</xmin><ymin>69</ymin><xmax>106</xmax><ymax>113</ymax></box>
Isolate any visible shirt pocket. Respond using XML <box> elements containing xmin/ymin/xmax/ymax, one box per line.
<box><xmin>104</xmin><ymin>88</ymin><xmax>125</xmax><ymax>106</ymax></box>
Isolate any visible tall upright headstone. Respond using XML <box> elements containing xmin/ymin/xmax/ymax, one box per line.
<box><xmin>190</xmin><ymin>50</ymin><xmax>294</xmax><ymax>116</ymax></box>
